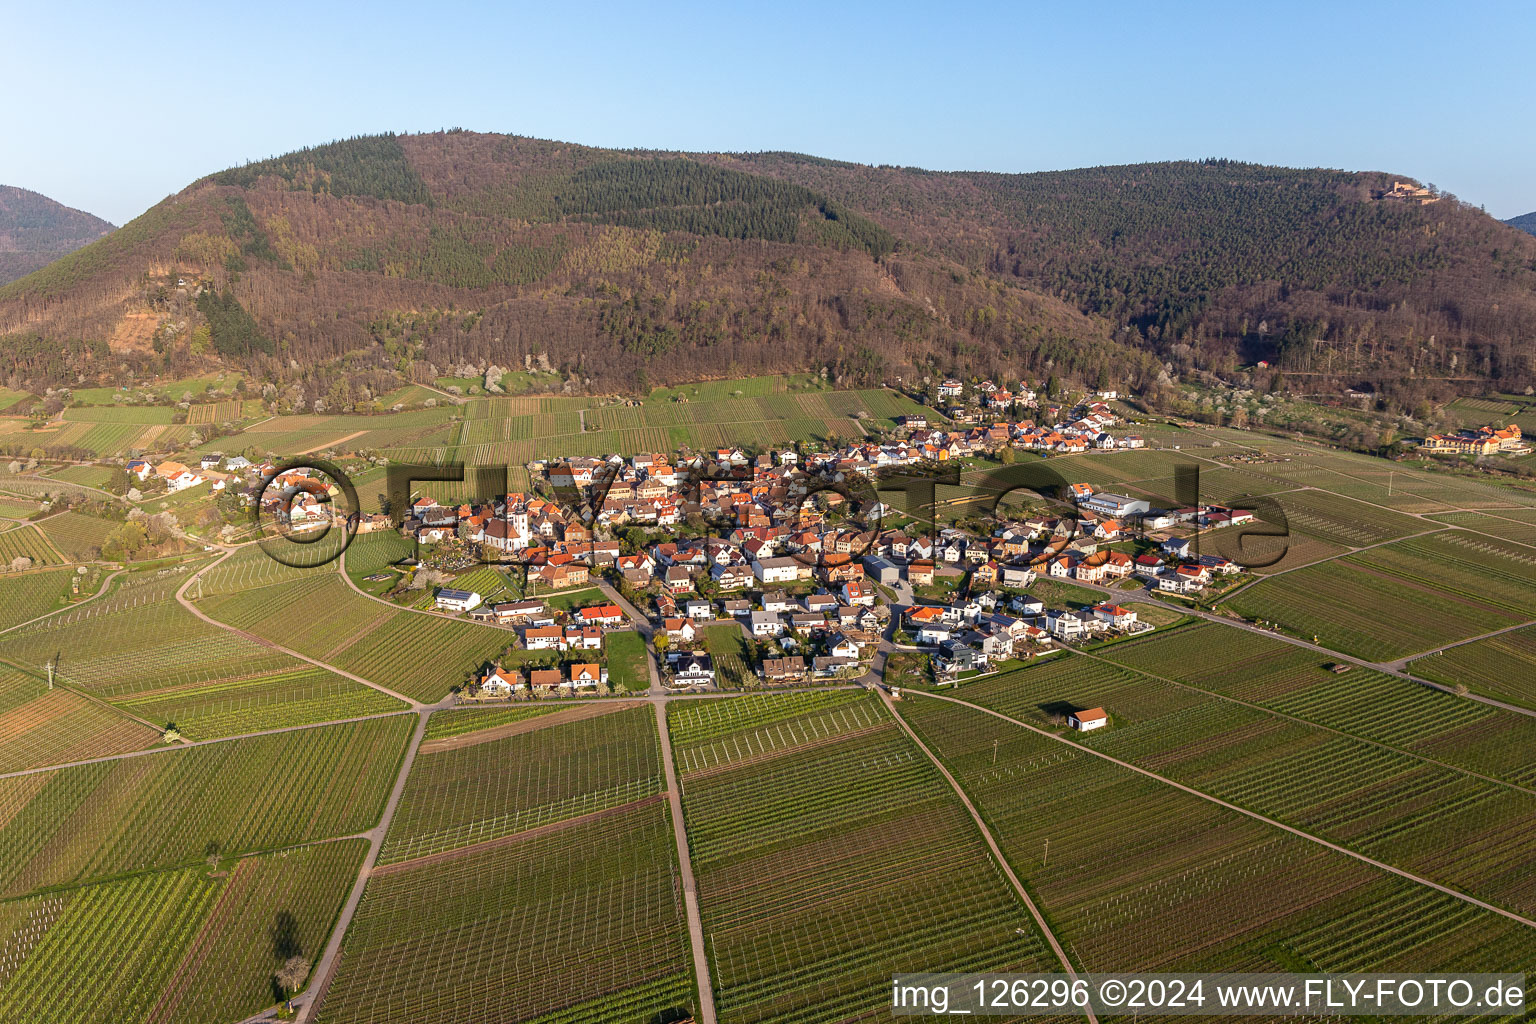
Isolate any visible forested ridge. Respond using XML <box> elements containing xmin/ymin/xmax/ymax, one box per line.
<box><xmin>1507</xmin><ymin>211</ymin><xmax>1536</xmax><ymax>236</ymax></box>
<box><xmin>0</xmin><ymin>131</ymin><xmax>1531</xmax><ymax>405</ymax></box>
<box><xmin>0</xmin><ymin>185</ymin><xmax>115</xmax><ymax>286</ymax></box>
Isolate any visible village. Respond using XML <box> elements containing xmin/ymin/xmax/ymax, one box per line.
<box><xmin>350</xmin><ymin>380</ymin><xmax>1265</xmax><ymax>707</ymax></box>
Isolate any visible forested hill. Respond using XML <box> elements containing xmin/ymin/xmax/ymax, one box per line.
<box><xmin>0</xmin><ymin>186</ymin><xmax>115</xmax><ymax>286</ymax></box>
<box><xmin>1507</xmin><ymin>211</ymin><xmax>1536</xmax><ymax>236</ymax></box>
<box><xmin>1</xmin><ymin>131</ymin><xmax>1532</xmax><ymax>405</ymax></box>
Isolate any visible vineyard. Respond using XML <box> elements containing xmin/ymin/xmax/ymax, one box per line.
<box><xmin>1411</xmin><ymin>625</ymin><xmax>1536</xmax><ymax>710</ymax></box>
<box><xmin>672</xmin><ymin>691</ymin><xmax>1063</xmax><ymax>1023</ymax></box>
<box><xmin>702</xmin><ymin>623</ymin><xmax>755</xmax><ymax>688</ymax></box>
<box><xmin>420</xmin><ymin>704</ymin><xmax>561</xmax><ymax>742</ymax></box>
<box><xmin>1097</xmin><ymin>622</ymin><xmax>1536</xmax><ymax>785</ymax></box>
<box><xmin>0</xmin><ymin>665</ymin><xmax>158</xmax><ymax>774</ymax></box>
<box><xmin>1224</xmin><ymin>559</ymin><xmax>1527</xmax><ymax>662</ymax></box>
<box><xmin>0</xmin><ymin>525</ymin><xmax>58</xmax><ymax>566</ymax></box>
<box><xmin>896</xmin><ymin>696</ymin><xmax>1536</xmax><ymax>979</ymax></box>
<box><xmin>43</xmin><ymin>463</ymin><xmax>120</xmax><ymax>489</ymax></box>
<box><xmin>956</xmin><ymin>656</ymin><xmax>1536</xmax><ymax>919</ymax></box>
<box><xmin>0</xmin><ymin>569</ymin><xmax>406</xmax><ymax>737</ymax></box>
<box><xmin>380</xmin><ymin>703</ymin><xmax>661</xmax><ymax>864</ymax></box>
<box><xmin>0</xmin><ymin>568</ymin><xmax>76</xmax><ymax>629</ymax></box>
<box><xmin>34</xmin><ymin>511</ymin><xmax>118</xmax><ymax>561</ymax></box>
<box><xmin>112</xmin><ymin>665</ymin><xmax>408</xmax><ymax>740</ymax></box>
<box><xmin>317</xmin><ymin>801</ymin><xmax>694</xmax><ymax>1024</ymax></box>
<box><xmin>185</xmin><ymin>398</ymin><xmax>260</xmax><ymax>424</ymax></box>
<box><xmin>196</xmin><ymin>573</ymin><xmax>515</xmax><ymax>702</ymax></box>
<box><xmin>0</xmin><ymin>715</ymin><xmax>410</xmax><ymax>898</ymax></box>
<box><xmin>0</xmin><ymin>840</ymin><xmax>365</xmax><ymax>1024</ymax></box>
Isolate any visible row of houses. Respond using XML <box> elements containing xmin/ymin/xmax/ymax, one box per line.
<box><xmin>471</xmin><ymin>662</ymin><xmax>609</xmax><ymax>696</ymax></box>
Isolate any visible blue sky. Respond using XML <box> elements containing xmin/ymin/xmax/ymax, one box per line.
<box><xmin>7</xmin><ymin>0</ymin><xmax>1532</xmax><ymax>224</ymax></box>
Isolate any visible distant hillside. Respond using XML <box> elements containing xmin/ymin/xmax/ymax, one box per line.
<box><xmin>0</xmin><ymin>186</ymin><xmax>114</xmax><ymax>286</ymax></box>
<box><xmin>1</xmin><ymin>132</ymin><xmax>1532</xmax><ymax>406</ymax></box>
<box><xmin>1506</xmin><ymin>211</ymin><xmax>1536</xmax><ymax>236</ymax></box>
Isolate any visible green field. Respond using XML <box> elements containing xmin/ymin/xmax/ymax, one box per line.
<box><xmin>318</xmin><ymin>708</ymin><xmax>693</xmax><ymax>1024</ymax></box>
<box><xmin>197</xmin><ymin>573</ymin><xmax>516</xmax><ymax>703</ymax></box>
<box><xmin>0</xmin><ymin>716</ymin><xmax>410</xmax><ymax>898</ymax></box>
<box><xmin>605</xmin><ymin>629</ymin><xmax>651</xmax><ymax>690</ymax></box>
<box><xmin>898</xmin><ymin>695</ymin><xmax>1536</xmax><ymax>976</ymax></box>
<box><xmin>953</xmin><ymin>655</ymin><xmax>1536</xmax><ymax>919</ymax></box>
<box><xmin>381</xmin><ymin>703</ymin><xmax>661</xmax><ymax>864</ymax></box>
<box><xmin>0</xmin><ymin>840</ymin><xmax>365</xmax><ymax>1024</ymax></box>
<box><xmin>672</xmin><ymin>691</ymin><xmax>1063</xmax><ymax>1021</ymax></box>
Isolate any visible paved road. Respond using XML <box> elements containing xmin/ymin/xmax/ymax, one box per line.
<box><xmin>652</xmin><ymin>701</ymin><xmax>718</xmax><ymax>1024</ymax></box>
<box><xmin>296</xmin><ymin>707</ymin><xmax>432</xmax><ymax>1023</ymax></box>
<box><xmin>907</xmin><ymin>689</ymin><xmax>1536</xmax><ymax>931</ymax></box>
<box><xmin>878</xmin><ymin>687</ymin><xmax>1098</xmax><ymax>1024</ymax></box>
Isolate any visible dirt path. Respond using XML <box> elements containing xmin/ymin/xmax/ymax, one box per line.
<box><xmin>1038</xmin><ymin>569</ymin><xmax>1536</xmax><ymax>720</ymax></box>
<box><xmin>418</xmin><ymin>700</ymin><xmax>643</xmax><ymax>754</ymax></box>
<box><xmin>370</xmin><ymin>792</ymin><xmax>666</xmax><ymax>877</ymax></box>
<box><xmin>292</xmin><ymin>430</ymin><xmax>369</xmax><ymax>456</ymax></box>
<box><xmin>653</xmin><ymin>700</ymin><xmax>717</xmax><ymax>1024</ymax></box>
<box><xmin>297</xmin><ymin>708</ymin><xmax>431</xmax><ymax>1023</ymax></box>
<box><xmin>175</xmin><ymin>548</ymin><xmax>423</xmax><ymax>707</ymax></box>
<box><xmin>0</xmin><ymin>567</ymin><xmax>125</xmax><ymax>635</ymax></box>
<box><xmin>880</xmin><ymin>687</ymin><xmax>1098</xmax><ymax>1024</ymax></box>
<box><xmin>906</xmin><ymin>689</ymin><xmax>1536</xmax><ymax>931</ymax></box>
<box><xmin>1386</xmin><ymin>618</ymin><xmax>1536</xmax><ymax>671</ymax></box>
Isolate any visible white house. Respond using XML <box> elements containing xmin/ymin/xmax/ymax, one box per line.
<box><xmin>478</xmin><ymin>666</ymin><xmax>523</xmax><ymax>695</ymax></box>
<box><xmin>751</xmin><ymin>611</ymin><xmax>786</xmax><ymax>637</ymax></box>
<box><xmin>669</xmin><ymin>651</ymin><xmax>715</xmax><ymax>686</ymax></box>
<box><xmin>435</xmin><ymin>588</ymin><xmax>482</xmax><ymax>613</ymax></box>
<box><xmin>753</xmin><ymin>556</ymin><xmax>802</xmax><ymax>584</ymax></box>
<box><xmin>1092</xmin><ymin>603</ymin><xmax>1138</xmax><ymax>629</ymax></box>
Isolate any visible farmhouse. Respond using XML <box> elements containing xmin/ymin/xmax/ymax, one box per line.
<box><xmin>754</xmin><ymin>556</ymin><xmax>806</xmax><ymax>584</ymax></box>
<box><xmin>524</xmin><ymin>625</ymin><xmax>566</xmax><ymax>650</ymax></box>
<box><xmin>1068</xmin><ymin>707</ymin><xmax>1109</xmax><ymax>731</ymax></box>
<box><xmin>578</xmin><ymin>604</ymin><xmax>626</xmax><ymax>627</ymax></box>
<box><xmin>662</xmin><ymin>618</ymin><xmax>697</xmax><ymax>643</ymax></box>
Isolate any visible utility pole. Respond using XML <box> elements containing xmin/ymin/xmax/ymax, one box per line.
<box><xmin>993</xmin><ymin>738</ymin><xmax>999</xmax><ymax>765</ymax></box>
<box><xmin>45</xmin><ymin>659</ymin><xmax>55</xmax><ymax>690</ymax></box>
<box><xmin>1043</xmin><ymin>838</ymin><xmax>1049</xmax><ymax>868</ymax></box>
